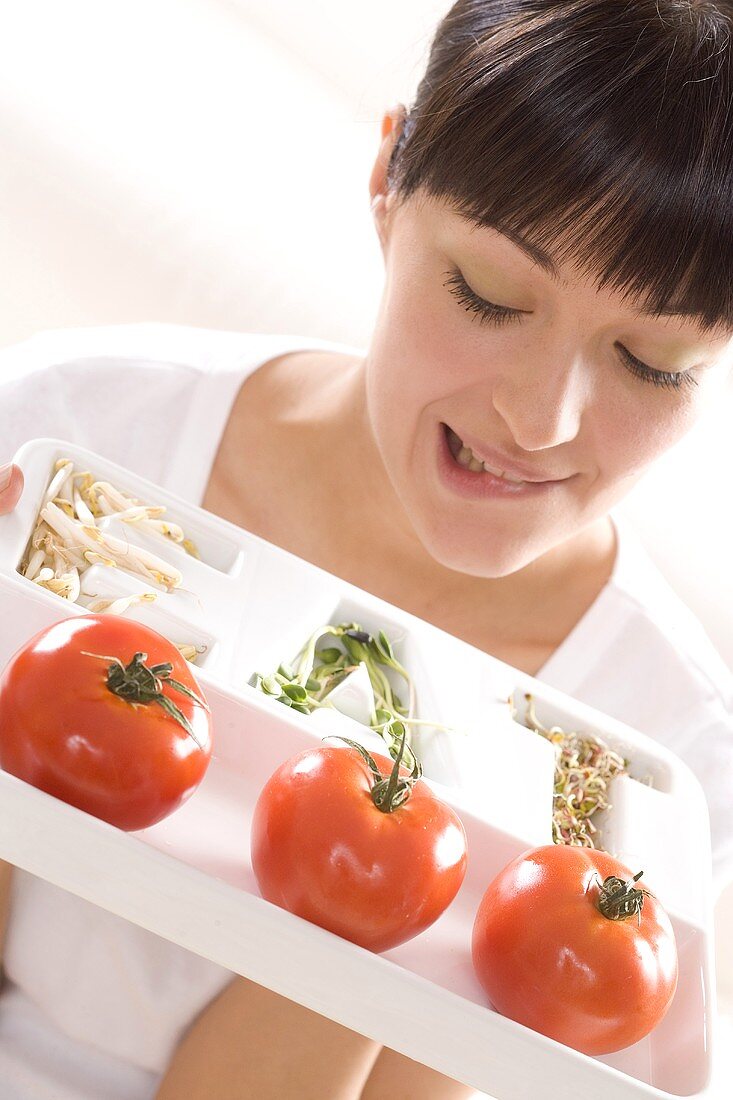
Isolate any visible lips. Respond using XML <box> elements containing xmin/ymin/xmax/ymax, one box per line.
<box><xmin>443</xmin><ymin>423</ymin><xmax>529</xmax><ymax>482</ymax></box>
<box><xmin>442</xmin><ymin>423</ymin><xmax>563</xmax><ymax>483</ymax></box>
<box><xmin>437</xmin><ymin>421</ymin><xmax>558</xmax><ymax>500</ymax></box>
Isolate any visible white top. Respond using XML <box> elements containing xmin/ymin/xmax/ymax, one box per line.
<box><xmin>0</xmin><ymin>321</ymin><xmax>732</xmax><ymax>1099</ymax></box>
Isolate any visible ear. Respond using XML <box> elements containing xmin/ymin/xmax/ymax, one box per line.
<box><xmin>368</xmin><ymin>104</ymin><xmax>407</xmax><ymax>252</ymax></box>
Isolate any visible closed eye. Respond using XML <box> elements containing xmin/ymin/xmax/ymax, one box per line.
<box><xmin>443</xmin><ymin>268</ymin><xmax>525</xmax><ymax>326</ymax></box>
<box><xmin>615</xmin><ymin>343</ymin><xmax>699</xmax><ymax>392</ymax></box>
<box><xmin>444</xmin><ymin>267</ymin><xmax>699</xmax><ymax>393</ymax></box>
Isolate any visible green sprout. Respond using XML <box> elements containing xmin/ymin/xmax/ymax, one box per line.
<box><xmin>252</xmin><ymin>621</ymin><xmax>456</xmax><ymax>770</ymax></box>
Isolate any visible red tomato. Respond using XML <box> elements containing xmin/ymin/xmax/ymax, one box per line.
<box><xmin>472</xmin><ymin>844</ymin><xmax>678</xmax><ymax>1055</ymax></box>
<box><xmin>0</xmin><ymin>614</ymin><xmax>212</xmax><ymax>831</ymax></box>
<box><xmin>250</xmin><ymin>733</ymin><xmax>468</xmax><ymax>952</ymax></box>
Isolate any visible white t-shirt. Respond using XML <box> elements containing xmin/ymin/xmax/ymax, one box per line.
<box><xmin>0</xmin><ymin>321</ymin><xmax>732</xmax><ymax>1099</ymax></box>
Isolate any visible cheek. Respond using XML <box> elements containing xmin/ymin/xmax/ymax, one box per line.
<box><xmin>595</xmin><ymin>389</ymin><xmax>708</xmax><ymax>482</ymax></box>
<box><xmin>368</xmin><ymin>272</ymin><xmax>499</xmax><ymax>422</ymax></box>
<box><xmin>365</xmin><ymin>299</ymin><xmax>451</xmax><ymax>438</ymax></box>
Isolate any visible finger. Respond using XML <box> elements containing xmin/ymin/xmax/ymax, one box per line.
<box><xmin>0</xmin><ymin>463</ymin><xmax>24</xmax><ymax>516</ymax></box>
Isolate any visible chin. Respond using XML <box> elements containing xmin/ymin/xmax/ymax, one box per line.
<box><xmin>411</xmin><ymin>512</ymin><xmax>541</xmax><ymax>579</ymax></box>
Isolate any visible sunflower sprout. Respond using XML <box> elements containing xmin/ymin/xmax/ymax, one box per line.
<box><xmin>254</xmin><ymin>621</ymin><xmax>457</xmax><ymax>770</ymax></box>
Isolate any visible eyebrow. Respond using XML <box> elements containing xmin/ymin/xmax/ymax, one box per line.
<box><xmin>493</xmin><ymin>222</ymin><xmax>562</xmax><ymax>282</ymax></box>
<box><xmin>453</xmin><ymin>209</ymin><xmax>709</xmax><ymax>321</ymax></box>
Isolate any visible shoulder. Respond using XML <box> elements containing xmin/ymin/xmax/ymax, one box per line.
<box><xmin>0</xmin><ymin>323</ymin><xmax>301</xmax><ymax>485</ymax></box>
<box><xmin>0</xmin><ymin>322</ymin><xmax>288</xmax><ymax>384</ymax></box>
<box><xmin>599</xmin><ymin>520</ymin><xmax>733</xmax><ymax>890</ymax></box>
<box><xmin>0</xmin><ymin>321</ymin><xmax>365</xmax><ymax>423</ymax></box>
<box><xmin>554</xmin><ymin>513</ymin><xmax>733</xmax><ymax>735</ymax></box>
<box><xmin>609</xmin><ymin>515</ymin><xmax>733</xmax><ymax>713</ymax></box>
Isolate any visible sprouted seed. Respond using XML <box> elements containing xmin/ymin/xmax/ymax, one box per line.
<box><xmin>252</xmin><ymin>621</ymin><xmax>457</xmax><ymax>770</ymax></box>
<box><xmin>18</xmin><ymin>457</ymin><xmax>204</xmax><ymax>662</ymax></box>
<box><xmin>510</xmin><ymin>692</ymin><xmax>630</xmax><ymax>848</ymax></box>
<box><xmin>85</xmin><ymin>592</ymin><xmax>159</xmax><ymax>615</ymax></box>
<box><xmin>175</xmin><ymin>642</ymin><xmax>209</xmax><ymax>662</ymax></box>
<box><xmin>181</xmin><ymin>539</ymin><xmax>201</xmax><ymax>560</ymax></box>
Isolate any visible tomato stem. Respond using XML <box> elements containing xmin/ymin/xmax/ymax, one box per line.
<box><xmin>81</xmin><ymin>649</ymin><xmax>208</xmax><ymax>749</ymax></box>
<box><xmin>594</xmin><ymin>870</ymin><xmax>654</xmax><ymax>923</ymax></box>
<box><xmin>323</xmin><ymin>720</ymin><xmax>423</xmax><ymax>814</ymax></box>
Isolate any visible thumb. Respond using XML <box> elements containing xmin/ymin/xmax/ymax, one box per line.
<box><xmin>0</xmin><ymin>463</ymin><xmax>24</xmax><ymax>516</ymax></box>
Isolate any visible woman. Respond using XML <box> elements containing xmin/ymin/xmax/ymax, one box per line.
<box><xmin>1</xmin><ymin>1</ymin><xmax>732</xmax><ymax>1097</ymax></box>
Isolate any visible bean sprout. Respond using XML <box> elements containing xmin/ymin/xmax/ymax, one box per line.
<box><xmin>17</xmin><ymin>457</ymin><xmax>205</xmax><ymax>663</ymax></box>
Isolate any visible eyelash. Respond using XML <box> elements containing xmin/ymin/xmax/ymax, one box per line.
<box><xmin>443</xmin><ymin>269</ymin><xmax>518</xmax><ymax>328</ymax></box>
<box><xmin>442</xmin><ymin>268</ymin><xmax>699</xmax><ymax>393</ymax></box>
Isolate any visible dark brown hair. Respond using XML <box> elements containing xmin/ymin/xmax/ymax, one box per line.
<box><xmin>387</xmin><ymin>0</ymin><xmax>733</xmax><ymax>332</ymax></box>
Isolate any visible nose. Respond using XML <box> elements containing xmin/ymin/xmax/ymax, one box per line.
<box><xmin>490</xmin><ymin>347</ymin><xmax>589</xmax><ymax>451</ymax></box>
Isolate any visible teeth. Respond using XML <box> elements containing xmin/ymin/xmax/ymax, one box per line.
<box><xmin>495</xmin><ymin>467</ymin><xmax>526</xmax><ymax>484</ymax></box>
<box><xmin>453</xmin><ymin>435</ymin><xmax>526</xmax><ymax>483</ymax></box>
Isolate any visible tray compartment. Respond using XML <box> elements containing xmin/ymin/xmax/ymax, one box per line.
<box><xmin>510</xmin><ymin>686</ymin><xmax>675</xmax><ymax>793</ymax></box>
<box><xmin>0</xmin><ymin>570</ymin><xmax>88</xmax><ymax>657</ymax></box>
<box><xmin>235</xmin><ymin>562</ymin><xmax>440</xmax><ymax>724</ymax></box>
<box><xmin>235</xmin><ymin>564</ymin><xmax>347</xmax><ymax>694</ymax></box>
<box><xmin>324</xmin><ymin>592</ymin><xmax>443</xmax><ymax>725</ymax></box>
<box><xmin>507</xmin><ymin>684</ymin><xmax>713</xmax><ymax>926</ymax></box>
<box><xmin>591</xmin><ymin>774</ymin><xmax>710</xmax><ymax>926</ymax></box>
<box><xmin>95</xmin><ymin>511</ymin><xmax>244</xmax><ymax>579</ymax></box>
<box><xmin>0</xmin><ymin>565</ymin><xmax>220</xmax><ymax>677</ymax></box>
<box><xmin>85</xmin><ymin>518</ymin><xmax>247</xmax><ymax>630</ymax></box>
<box><xmin>239</xmin><ymin>587</ymin><xmax>558</xmax><ymax>846</ymax></box>
<box><xmin>5</xmin><ymin>438</ymin><xmax>245</xmax><ymax>581</ymax></box>
<box><xmin>11</xmin><ymin>564</ymin><xmax>219</xmax><ymax>672</ymax></box>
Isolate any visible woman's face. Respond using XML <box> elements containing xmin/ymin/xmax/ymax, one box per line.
<box><xmin>365</xmin><ymin>172</ymin><xmax>733</xmax><ymax>579</ymax></box>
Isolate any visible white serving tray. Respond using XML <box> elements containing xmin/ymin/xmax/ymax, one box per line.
<box><xmin>0</xmin><ymin>437</ymin><xmax>720</xmax><ymax>1099</ymax></box>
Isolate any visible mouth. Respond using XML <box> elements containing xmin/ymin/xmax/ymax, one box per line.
<box><xmin>436</xmin><ymin>423</ymin><xmax>571</xmax><ymax>502</ymax></box>
<box><xmin>442</xmin><ymin>423</ymin><xmax>538</xmax><ymax>485</ymax></box>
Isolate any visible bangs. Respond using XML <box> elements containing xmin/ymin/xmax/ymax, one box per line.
<box><xmin>388</xmin><ymin>1</ymin><xmax>733</xmax><ymax>333</ymax></box>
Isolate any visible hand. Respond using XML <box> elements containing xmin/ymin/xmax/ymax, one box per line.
<box><xmin>0</xmin><ymin>861</ymin><xmax>12</xmax><ymax>981</ymax></box>
<box><xmin>0</xmin><ymin>461</ymin><xmax>21</xmax><ymax>978</ymax></box>
<box><xmin>0</xmin><ymin>463</ymin><xmax>23</xmax><ymax>515</ymax></box>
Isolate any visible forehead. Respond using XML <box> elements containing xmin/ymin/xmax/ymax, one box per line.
<box><xmin>409</xmin><ymin>193</ymin><xmax>733</xmax><ymax>339</ymax></box>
